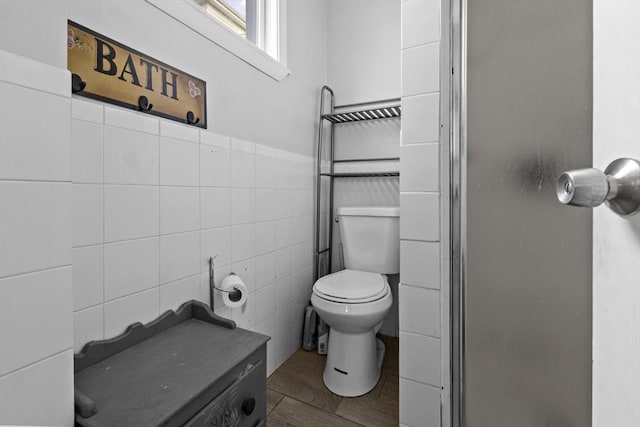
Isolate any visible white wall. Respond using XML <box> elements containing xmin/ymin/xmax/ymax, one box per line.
<box><xmin>3</xmin><ymin>0</ymin><xmax>327</xmax><ymax>152</ymax></box>
<box><xmin>325</xmin><ymin>0</ymin><xmax>401</xmax><ymax>335</ymax></box>
<box><xmin>0</xmin><ymin>0</ymin><xmax>68</xmax><ymax>69</ymax></box>
<box><xmin>0</xmin><ymin>1</ymin><xmax>326</xmax><ymax>425</ymax></box>
<box><xmin>65</xmin><ymin>0</ymin><xmax>325</xmax><ymax>369</ymax></box>
<box><xmin>327</xmin><ymin>0</ymin><xmax>401</xmax><ymax>161</ymax></box>
<box><xmin>327</xmin><ymin>0</ymin><xmax>400</xmax><ymax>106</ymax></box>
<box><xmin>70</xmin><ymin>99</ymin><xmax>315</xmax><ymax>377</ymax></box>
<box><xmin>0</xmin><ymin>51</ymin><xmax>75</xmax><ymax>425</ymax></box>
<box><xmin>68</xmin><ymin>0</ymin><xmax>325</xmax><ymax>157</ymax></box>
<box><xmin>592</xmin><ymin>1</ymin><xmax>640</xmax><ymax>425</ymax></box>
<box><xmin>399</xmin><ymin>0</ymin><xmax>443</xmax><ymax>426</ymax></box>
<box><xmin>0</xmin><ymin>5</ymin><xmax>74</xmax><ymax>424</ymax></box>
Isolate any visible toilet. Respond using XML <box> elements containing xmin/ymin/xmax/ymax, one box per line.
<box><xmin>311</xmin><ymin>206</ymin><xmax>399</xmax><ymax>397</ymax></box>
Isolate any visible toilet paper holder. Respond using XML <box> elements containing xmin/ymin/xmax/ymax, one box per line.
<box><xmin>556</xmin><ymin>158</ymin><xmax>640</xmax><ymax>216</ymax></box>
<box><xmin>208</xmin><ymin>256</ymin><xmax>243</xmax><ymax>310</ymax></box>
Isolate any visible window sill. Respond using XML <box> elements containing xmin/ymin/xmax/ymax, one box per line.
<box><xmin>146</xmin><ymin>0</ymin><xmax>290</xmax><ymax>82</ymax></box>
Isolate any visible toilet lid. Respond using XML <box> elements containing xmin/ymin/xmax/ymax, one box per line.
<box><xmin>313</xmin><ymin>269</ymin><xmax>388</xmax><ymax>303</ymax></box>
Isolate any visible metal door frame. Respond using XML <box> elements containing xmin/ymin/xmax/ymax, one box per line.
<box><xmin>449</xmin><ymin>0</ymin><xmax>593</xmax><ymax>425</ymax></box>
<box><xmin>449</xmin><ymin>0</ymin><xmax>465</xmax><ymax>425</ymax></box>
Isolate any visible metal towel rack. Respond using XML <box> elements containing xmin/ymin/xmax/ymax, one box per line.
<box><xmin>314</xmin><ymin>86</ymin><xmax>401</xmax><ymax>281</ymax></box>
<box><xmin>322</xmin><ymin>105</ymin><xmax>401</xmax><ymax>124</ymax></box>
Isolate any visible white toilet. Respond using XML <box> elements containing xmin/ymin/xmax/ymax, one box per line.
<box><xmin>311</xmin><ymin>206</ymin><xmax>399</xmax><ymax>397</ymax></box>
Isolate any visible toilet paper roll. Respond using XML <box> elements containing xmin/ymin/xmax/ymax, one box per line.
<box><xmin>220</xmin><ymin>273</ymin><xmax>248</xmax><ymax>308</ymax></box>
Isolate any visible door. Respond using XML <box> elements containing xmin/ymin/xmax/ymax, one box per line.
<box><xmin>591</xmin><ymin>1</ymin><xmax>640</xmax><ymax>425</ymax></box>
<box><xmin>452</xmin><ymin>0</ymin><xmax>593</xmax><ymax>425</ymax></box>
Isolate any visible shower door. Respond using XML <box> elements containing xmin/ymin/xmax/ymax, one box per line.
<box><xmin>451</xmin><ymin>0</ymin><xmax>593</xmax><ymax>426</ymax></box>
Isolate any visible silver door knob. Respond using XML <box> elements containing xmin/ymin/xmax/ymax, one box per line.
<box><xmin>556</xmin><ymin>158</ymin><xmax>640</xmax><ymax>216</ymax></box>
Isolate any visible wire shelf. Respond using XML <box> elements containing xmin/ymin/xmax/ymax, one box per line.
<box><xmin>315</xmin><ymin>86</ymin><xmax>402</xmax><ymax>281</ymax></box>
<box><xmin>322</xmin><ymin>105</ymin><xmax>401</xmax><ymax>124</ymax></box>
<box><xmin>333</xmin><ymin>157</ymin><xmax>400</xmax><ymax>163</ymax></box>
<box><xmin>320</xmin><ymin>172</ymin><xmax>400</xmax><ymax>178</ymax></box>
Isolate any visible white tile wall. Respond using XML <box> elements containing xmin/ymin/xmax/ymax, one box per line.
<box><xmin>402</xmin><ymin>94</ymin><xmax>440</xmax><ymax>144</ymax></box>
<box><xmin>256</xmin><ymin>220</ymin><xmax>277</xmax><ymax>256</ymax></box>
<box><xmin>0</xmin><ymin>182</ymin><xmax>72</xmax><ymax>278</ymax></box>
<box><xmin>400</xmin><ymin>193</ymin><xmax>440</xmax><ymax>241</ymax></box>
<box><xmin>0</xmin><ymin>267</ymin><xmax>73</xmax><ymax>375</ymax></box>
<box><xmin>256</xmin><ymin>155</ymin><xmax>276</xmax><ymax>188</ymax></box>
<box><xmin>159</xmin><ymin>275</ymin><xmax>201</xmax><ymax>313</ymax></box>
<box><xmin>400</xmin><ymin>378</ymin><xmax>441</xmax><ymax>427</ymax></box>
<box><xmin>231</xmin><ymin>224</ymin><xmax>256</xmax><ymax>262</ymax></box>
<box><xmin>72</xmin><ymin>184</ymin><xmax>103</xmax><ymax>247</ymax></box>
<box><xmin>400</xmin><ymin>143</ymin><xmax>439</xmax><ymax>192</ymax></box>
<box><xmin>256</xmin><ymin>283</ymin><xmax>277</xmax><ymax>322</ymax></box>
<box><xmin>160</xmin><ymin>137</ymin><xmax>199</xmax><ymax>186</ymax></box>
<box><xmin>256</xmin><ymin>252</ymin><xmax>277</xmax><ymax>288</ymax></box>
<box><xmin>72</xmin><ymin>97</ymin><xmax>103</xmax><ymax>124</ymax></box>
<box><xmin>0</xmin><ymin>82</ymin><xmax>70</xmax><ymax>182</ymax></box>
<box><xmin>72</xmin><ymin>245</ymin><xmax>104</xmax><ymax>311</ymax></box>
<box><xmin>256</xmin><ymin>189</ymin><xmax>277</xmax><ymax>222</ymax></box>
<box><xmin>71</xmin><ymin>119</ymin><xmax>103</xmax><ymax>183</ymax></box>
<box><xmin>70</xmin><ymin>101</ymin><xmax>315</xmax><ymax>377</ymax></box>
<box><xmin>232</xmin><ymin>258</ymin><xmax>256</xmax><ymax>293</ymax></box>
<box><xmin>276</xmin><ymin>218</ymin><xmax>293</xmax><ymax>250</ymax></box>
<box><xmin>200</xmin><ymin>144</ymin><xmax>231</xmax><ymax>187</ymax></box>
<box><xmin>104</xmin><ymin>237</ymin><xmax>160</xmax><ymax>301</ymax></box>
<box><xmin>104</xmin><ymin>185</ymin><xmax>160</xmax><ymax>241</ymax></box>
<box><xmin>105</xmin><ymin>105</ymin><xmax>159</xmax><ymax>135</ymax></box>
<box><xmin>104</xmin><ymin>126</ymin><xmax>159</xmax><ymax>185</ymax></box>
<box><xmin>400</xmin><ymin>0</ymin><xmax>444</xmax><ymax>425</ymax></box>
<box><xmin>0</xmin><ymin>49</ymin><xmax>69</xmax><ymax>96</ymax></box>
<box><xmin>160</xmin><ymin>120</ymin><xmax>200</xmax><ymax>143</ymax></box>
<box><xmin>276</xmin><ymin>190</ymin><xmax>292</xmax><ymax>219</ymax></box>
<box><xmin>399</xmin><ymin>286</ymin><xmax>440</xmax><ymax>338</ymax></box>
<box><xmin>0</xmin><ymin>50</ymin><xmax>74</xmax><ymax>426</ymax></box>
<box><xmin>399</xmin><ymin>331</ymin><xmax>440</xmax><ymax>386</ymax></box>
<box><xmin>0</xmin><ymin>350</ymin><xmax>74</xmax><ymax>427</ymax></box>
<box><xmin>201</xmin><ymin>187</ymin><xmax>231</xmax><ymax>228</ymax></box>
<box><xmin>402</xmin><ymin>43</ymin><xmax>440</xmax><ymax>97</ymax></box>
<box><xmin>160</xmin><ymin>186</ymin><xmax>199</xmax><ymax>234</ymax></box>
<box><xmin>160</xmin><ymin>232</ymin><xmax>200</xmax><ymax>284</ymax></box>
<box><xmin>232</xmin><ymin>188</ymin><xmax>256</xmax><ymax>225</ymax></box>
<box><xmin>73</xmin><ymin>305</ymin><xmax>104</xmax><ymax>352</ymax></box>
<box><xmin>200</xmin><ymin>130</ymin><xmax>230</xmax><ymax>148</ymax></box>
<box><xmin>231</xmin><ymin>150</ymin><xmax>256</xmax><ymax>188</ymax></box>
<box><xmin>103</xmin><ymin>287</ymin><xmax>160</xmax><ymax>338</ymax></box>
<box><xmin>402</xmin><ymin>0</ymin><xmax>441</xmax><ymax>49</ymax></box>
<box><xmin>400</xmin><ymin>241</ymin><xmax>440</xmax><ymax>289</ymax></box>
<box><xmin>276</xmin><ymin>247</ymin><xmax>294</xmax><ymax>279</ymax></box>
<box><xmin>201</xmin><ymin>227</ymin><xmax>232</xmax><ymax>269</ymax></box>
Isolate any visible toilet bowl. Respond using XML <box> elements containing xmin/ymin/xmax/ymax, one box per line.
<box><xmin>311</xmin><ymin>206</ymin><xmax>399</xmax><ymax>397</ymax></box>
<box><xmin>311</xmin><ymin>269</ymin><xmax>393</xmax><ymax>397</ymax></box>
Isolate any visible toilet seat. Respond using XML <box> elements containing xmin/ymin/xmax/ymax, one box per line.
<box><xmin>313</xmin><ymin>269</ymin><xmax>389</xmax><ymax>304</ymax></box>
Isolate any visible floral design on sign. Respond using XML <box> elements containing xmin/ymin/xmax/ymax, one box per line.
<box><xmin>67</xmin><ymin>28</ymin><xmax>85</xmax><ymax>51</ymax></box>
<box><xmin>187</xmin><ymin>80</ymin><xmax>202</xmax><ymax>98</ymax></box>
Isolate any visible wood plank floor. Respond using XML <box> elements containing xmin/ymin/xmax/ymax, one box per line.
<box><xmin>267</xmin><ymin>335</ymin><xmax>399</xmax><ymax>426</ymax></box>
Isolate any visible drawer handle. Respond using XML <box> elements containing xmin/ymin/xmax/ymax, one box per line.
<box><xmin>242</xmin><ymin>398</ymin><xmax>256</xmax><ymax>416</ymax></box>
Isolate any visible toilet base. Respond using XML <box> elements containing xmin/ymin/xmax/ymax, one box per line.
<box><xmin>322</xmin><ymin>329</ymin><xmax>386</xmax><ymax>397</ymax></box>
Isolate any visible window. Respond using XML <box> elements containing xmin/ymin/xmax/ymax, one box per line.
<box><xmin>146</xmin><ymin>0</ymin><xmax>289</xmax><ymax>81</ymax></box>
<box><xmin>195</xmin><ymin>0</ymin><xmax>247</xmax><ymax>38</ymax></box>
<box><xmin>192</xmin><ymin>0</ymin><xmax>280</xmax><ymax>62</ymax></box>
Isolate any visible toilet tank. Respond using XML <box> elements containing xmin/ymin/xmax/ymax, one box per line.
<box><xmin>337</xmin><ymin>206</ymin><xmax>400</xmax><ymax>274</ymax></box>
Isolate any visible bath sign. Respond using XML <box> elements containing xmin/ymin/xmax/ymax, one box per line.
<box><xmin>67</xmin><ymin>20</ymin><xmax>207</xmax><ymax>128</ymax></box>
